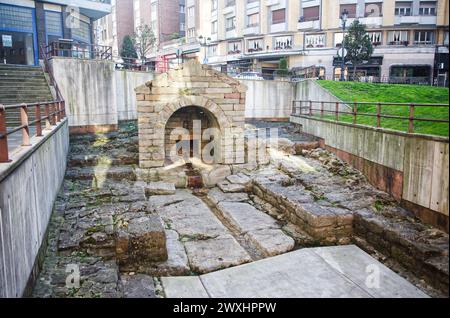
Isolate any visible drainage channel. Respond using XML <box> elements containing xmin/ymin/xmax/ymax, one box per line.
<box><xmin>192</xmin><ymin>190</ymin><xmax>266</xmax><ymax>262</ymax></box>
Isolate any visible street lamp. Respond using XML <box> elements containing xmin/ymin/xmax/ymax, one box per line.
<box><xmin>340</xmin><ymin>9</ymin><xmax>348</xmax><ymax>81</ymax></box>
<box><xmin>198</xmin><ymin>35</ymin><xmax>211</xmax><ymax>64</ymax></box>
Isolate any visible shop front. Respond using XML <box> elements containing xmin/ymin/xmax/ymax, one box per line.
<box><xmin>0</xmin><ymin>3</ymin><xmax>38</xmax><ymax>65</ymax></box>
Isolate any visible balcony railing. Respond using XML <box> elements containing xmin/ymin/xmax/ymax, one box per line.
<box><xmin>43</xmin><ymin>41</ymin><xmax>113</xmax><ymax>61</ymax></box>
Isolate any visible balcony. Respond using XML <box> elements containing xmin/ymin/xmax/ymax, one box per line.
<box><xmin>394</xmin><ymin>15</ymin><xmax>437</xmax><ymax>25</ymax></box>
<box><xmin>270</xmin><ymin>22</ymin><xmax>287</xmax><ymax>33</ymax></box>
<box><xmin>243</xmin><ymin>24</ymin><xmax>260</xmax><ymax>35</ymax></box>
<box><xmin>359</xmin><ymin>16</ymin><xmax>383</xmax><ymax>27</ymax></box>
<box><xmin>298</xmin><ymin>19</ymin><xmax>320</xmax><ymax>30</ymax></box>
<box><xmin>226</xmin><ymin>28</ymin><xmax>237</xmax><ymax>39</ymax></box>
<box><xmin>45</xmin><ymin>0</ymin><xmax>111</xmax><ymax>19</ymax></box>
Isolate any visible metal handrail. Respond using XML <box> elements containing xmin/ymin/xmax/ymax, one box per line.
<box><xmin>291</xmin><ymin>100</ymin><xmax>449</xmax><ymax>135</ymax></box>
<box><xmin>0</xmin><ymin>101</ymin><xmax>66</xmax><ymax>162</ymax></box>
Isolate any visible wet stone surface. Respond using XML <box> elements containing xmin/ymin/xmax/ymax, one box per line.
<box><xmin>32</xmin><ymin>121</ymin><xmax>448</xmax><ymax>298</ymax></box>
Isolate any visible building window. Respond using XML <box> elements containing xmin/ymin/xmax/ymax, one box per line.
<box><xmin>365</xmin><ymin>3</ymin><xmax>382</xmax><ymax>17</ymax></box>
<box><xmin>305</xmin><ymin>34</ymin><xmax>325</xmax><ymax>48</ymax></box>
<box><xmin>301</xmin><ymin>6</ymin><xmax>320</xmax><ymax>22</ymax></box>
<box><xmin>368</xmin><ymin>32</ymin><xmax>382</xmax><ymax>45</ymax></box>
<box><xmin>211</xmin><ymin>20</ymin><xmax>217</xmax><ymax>34</ymax></box>
<box><xmin>388</xmin><ymin>30</ymin><xmax>409</xmax><ymax>45</ymax></box>
<box><xmin>247</xmin><ymin>13</ymin><xmax>259</xmax><ymax>27</ymax></box>
<box><xmin>211</xmin><ymin>0</ymin><xmax>217</xmax><ymax>11</ymax></box>
<box><xmin>247</xmin><ymin>38</ymin><xmax>263</xmax><ymax>52</ymax></box>
<box><xmin>187</xmin><ymin>28</ymin><xmax>196</xmax><ymax>38</ymax></box>
<box><xmin>340</xmin><ymin>4</ymin><xmax>356</xmax><ymax>18</ymax></box>
<box><xmin>45</xmin><ymin>11</ymin><xmax>63</xmax><ymax>44</ymax></box>
<box><xmin>226</xmin><ymin>16</ymin><xmax>236</xmax><ymax>31</ymax></box>
<box><xmin>414</xmin><ymin>31</ymin><xmax>435</xmax><ymax>44</ymax></box>
<box><xmin>187</xmin><ymin>6</ymin><xmax>195</xmax><ymax>18</ymax></box>
<box><xmin>395</xmin><ymin>2</ymin><xmax>412</xmax><ymax>16</ymax></box>
<box><xmin>272</xmin><ymin>9</ymin><xmax>286</xmax><ymax>24</ymax></box>
<box><xmin>228</xmin><ymin>41</ymin><xmax>242</xmax><ymax>54</ymax></box>
<box><xmin>0</xmin><ymin>4</ymin><xmax>34</xmax><ymax>32</ymax></box>
<box><xmin>207</xmin><ymin>44</ymin><xmax>217</xmax><ymax>56</ymax></box>
<box><xmin>71</xmin><ymin>19</ymin><xmax>91</xmax><ymax>44</ymax></box>
<box><xmin>419</xmin><ymin>1</ymin><xmax>437</xmax><ymax>15</ymax></box>
<box><xmin>444</xmin><ymin>31</ymin><xmax>449</xmax><ymax>46</ymax></box>
<box><xmin>226</xmin><ymin>0</ymin><xmax>236</xmax><ymax>7</ymax></box>
<box><xmin>151</xmin><ymin>3</ymin><xmax>157</xmax><ymax>20</ymax></box>
<box><xmin>180</xmin><ymin>5</ymin><xmax>185</xmax><ymax>13</ymax></box>
<box><xmin>334</xmin><ymin>32</ymin><xmax>343</xmax><ymax>47</ymax></box>
<box><xmin>274</xmin><ymin>35</ymin><xmax>293</xmax><ymax>50</ymax></box>
<box><xmin>180</xmin><ymin>22</ymin><xmax>185</xmax><ymax>32</ymax></box>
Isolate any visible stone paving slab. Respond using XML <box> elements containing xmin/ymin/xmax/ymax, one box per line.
<box><xmin>161</xmin><ymin>245</ymin><xmax>429</xmax><ymax>298</ymax></box>
<box><xmin>161</xmin><ymin>276</ymin><xmax>209</xmax><ymax>298</ymax></box>
<box><xmin>184</xmin><ymin>235</ymin><xmax>252</xmax><ymax>273</ymax></box>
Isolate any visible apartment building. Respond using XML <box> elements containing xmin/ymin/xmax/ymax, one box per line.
<box><xmin>94</xmin><ymin>0</ymin><xmax>134</xmax><ymax>58</ymax></box>
<box><xmin>160</xmin><ymin>0</ymin><xmax>448</xmax><ymax>84</ymax></box>
<box><xmin>0</xmin><ymin>0</ymin><xmax>111</xmax><ymax>66</ymax></box>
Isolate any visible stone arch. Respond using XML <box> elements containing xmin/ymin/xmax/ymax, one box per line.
<box><xmin>159</xmin><ymin>95</ymin><xmax>233</xmax><ymax>132</ymax></box>
<box><xmin>136</xmin><ymin>60</ymin><xmax>247</xmax><ymax>169</ymax></box>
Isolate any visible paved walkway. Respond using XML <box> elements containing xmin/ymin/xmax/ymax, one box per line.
<box><xmin>161</xmin><ymin>245</ymin><xmax>428</xmax><ymax>298</ymax></box>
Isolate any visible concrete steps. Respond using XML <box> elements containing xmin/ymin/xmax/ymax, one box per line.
<box><xmin>0</xmin><ymin>64</ymin><xmax>53</xmax><ymax>106</ymax></box>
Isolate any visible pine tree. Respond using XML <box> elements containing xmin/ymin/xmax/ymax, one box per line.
<box><xmin>342</xmin><ymin>20</ymin><xmax>374</xmax><ymax>81</ymax></box>
<box><xmin>120</xmin><ymin>35</ymin><xmax>138</xmax><ymax>60</ymax></box>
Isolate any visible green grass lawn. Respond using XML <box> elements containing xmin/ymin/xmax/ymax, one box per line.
<box><xmin>316</xmin><ymin>81</ymin><xmax>449</xmax><ymax>136</ymax></box>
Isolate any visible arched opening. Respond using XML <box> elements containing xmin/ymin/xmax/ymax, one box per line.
<box><xmin>164</xmin><ymin>106</ymin><xmax>221</xmax><ymax>165</ymax></box>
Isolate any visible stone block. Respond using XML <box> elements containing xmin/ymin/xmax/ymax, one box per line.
<box><xmin>145</xmin><ymin>182</ymin><xmax>176</xmax><ymax>195</ymax></box>
<box><xmin>116</xmin><ymin>215</ymin><xmax>168</xmax><ymax>267</ymax></box>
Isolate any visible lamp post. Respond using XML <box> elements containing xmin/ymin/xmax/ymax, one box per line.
<box><xmin>340</xmin><ymin>9</ymin><xmax>348</xmax><ymax>81</ymax></box>
<box><xmin>198</xmin><ymin>35</ymin><xmax>211</xmax><ymax>64</ymax></box>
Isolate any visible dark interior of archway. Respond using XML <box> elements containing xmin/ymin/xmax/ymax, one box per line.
<box><xmin>164</xmin><ymin>106</ymin><xmax>220</xmax><ymax>164</ymax></box>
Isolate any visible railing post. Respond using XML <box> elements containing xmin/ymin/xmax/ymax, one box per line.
<box><xmin>376</xmin><ymin>102</ymin><xmax>381</xmax><ymax>128</ymax></box>
<box><xmin>299</xmin><ymin>100</ymin><xmax>302</xmax><ymax>115</ymax></box>
<box><xmin>309</xmin><ymin>100</ymin><xmax>313</xmax><ymax>116</ymax></box>
<box><xmin>55</xmin><ymin>102</ymin><xmax>60</xmax><ymax>122</ymax></box>
<box><xmin>36</xmin><ymin>104</ymin><xmax>42</xmax><ymax>137</ymax></box>
<box><xmin>50</xmin><ymin>103</ymin><xmax>56</xmax><ymax>125</ymax></box>
<box><xmin>291</xmin><ymin>101</ymin><xmax>295</xmax><ymax>115</ymax></box>
<box><xmin>408</xmin><ymin>103</ymin><xmax>415</xmax><ymax>133</ymax></box>
<box><xmin>45</xmin><ymin>103</ymin><xmax>51</xmax><ymax>129</ymax></box>
<box><xmin>0</xmin><ymin>104</ymin><xmax>10</xmax><ymax>163</ymax></box>
<box><xmin>353</xmin><ymin>102</ymin><xmax>357</xmax><ymax>124</ymax></box>
<box><xmin>20</xmin><ymin>103</ymin><xmax>30</xmax><ymax>146</ymax></box>
<box><xmin>335</xmin><ymin>102</ymin><xmax>339</xmax><ymax>121</ymax></box>
<box><xmin>321</xmin><ymin>101</ymin><xmax>324</xmax><ymax>117</ymax></box>
<box><xmin>61</xmin><ymin>100</ymin><xmax>66</xmax><ymax>119</ymax></box>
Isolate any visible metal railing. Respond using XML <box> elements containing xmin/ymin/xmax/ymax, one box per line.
<box><xmin>43</xmin><ymin>41</ymin><xmax>112</xmax><ymax>61</ymax></box>
<box><xmin>291</xmin><ymin>100</ymin><xmax>449</xmax><ymax>135</ymax></box>
<box><xmin>0</xmin><ymin>101</ymin><xmax>66</xmax><ymax>162</ymax></box>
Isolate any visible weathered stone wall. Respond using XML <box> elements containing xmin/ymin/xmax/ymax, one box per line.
<box><xmin>0</xmin><ymin>119</ymin><xmax>69</xmax><ymax>297</ymax></box>
<box><xmin>51</xmin><ymin>58</ymin><xmax>153</xmax><ymax>132</ymax></box>
<box><xmin>136</xmin><ymin>60</ymin><xmax>247</xmax><ymax>169</ymax></box>
<box><xmin>291</xmin><ymin>115</ymin><xmax>449</xmax><ymax>232</ymax></box>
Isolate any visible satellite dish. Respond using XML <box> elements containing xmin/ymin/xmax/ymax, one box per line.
<box><xmin>338</xmin><ymin>48</ymin><xmax>348</xmax><ymax>58</ymax></box>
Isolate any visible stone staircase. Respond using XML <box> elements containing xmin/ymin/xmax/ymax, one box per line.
<box><xmin>0</xmin><ymin>64</ymin><xmax>54</xmax><ymax>127</ymax></box>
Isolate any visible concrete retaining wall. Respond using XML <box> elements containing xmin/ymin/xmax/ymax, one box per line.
<box><xmin>291</xmin><ymin>115</ymin><xmax>449</xmax><ymax>232</ymax></box>
<box><xmin>241</xmin><ymin>79</ymin><xmax>293</xmax><ymax>120</ymax></box>
<box><xmin>293</xmin><ymin>80</ymin><xmax>349</xmax><ymax>112</ymax></box>
<box><xmin>51</xmin><ymin>58</ymin><xmax>153</xmax><ymax>130</ymax></box>
<box><xmin>0</xmin><ymin>119</ymin><xmax>69</xmax><ymax>297</ymax></box>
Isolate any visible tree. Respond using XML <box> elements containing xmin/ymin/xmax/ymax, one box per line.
<box><xmin>120</xmin><ymin>35</ymin><xmax>138</xmax><ymax>60</ymax></box>
<box><xmin>170</xmin><ymin>32</ymin><xmax>181</xmax><ymax>40</ymax></box>
<box><xmin>342</xmin><ymin>20</ymin><xmax>374</xmax><ymax>81</ymax></box>
<box><xmin>131</xmin><ymin>24</ymin><xmax>156</xmax><ymax>67</ymax></box>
